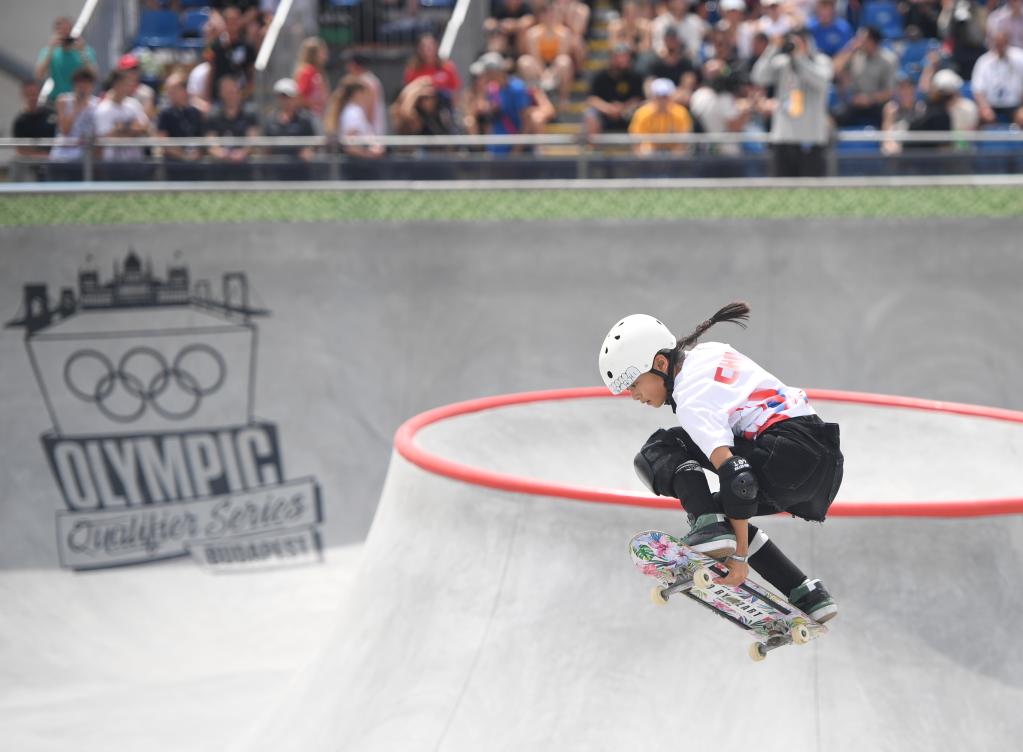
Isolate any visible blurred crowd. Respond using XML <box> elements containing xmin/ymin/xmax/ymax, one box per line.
<box><xmin>11</xmin><ymin>0</ymin><xmax>1023</xmax><ymax>176</ymax></box>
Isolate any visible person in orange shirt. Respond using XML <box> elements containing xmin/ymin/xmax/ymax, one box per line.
<box><xmin>519</xmin><ymin>2</ymin><xmax>575</xmax><ymax>106</ymax></box>
<box><xmin>628</xmin><ymin>77</ymin><xmax>693</xmax><ymax>155</ymax></box>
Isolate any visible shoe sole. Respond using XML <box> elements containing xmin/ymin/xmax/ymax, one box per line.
<box><xmin>689</xmin><ymin>540</ymin><xmax>737</xmax><ymax>559</ymax></box>
<box><xmin>808</xmin><ymin>603</ymin><xmax>838</xmax><ymax>623</ymax></box>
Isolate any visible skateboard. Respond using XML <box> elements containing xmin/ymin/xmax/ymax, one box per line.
<box><xmin>629</xmin><ymin>530</ymin><xmax>827</xmax><ymax>661</ymax></box>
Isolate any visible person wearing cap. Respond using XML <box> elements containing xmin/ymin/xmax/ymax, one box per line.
<box><xmin>628</xmin><ymin>77</ymin><xmax>693</xmax><ymax>154</ymax></box>
<box><xmin>901</xmin><ymin>68</ymin><xmax>976</xmax><ymax>150</ymax></box>
<box><xmin>35</xmin><ymin>16</ymin><xmax>97</xmax><ymax>103</ymax></box>
<box><xmin>467</xmin><ymin>52</ymin><xmax>547</xmax><ymax>155</ymax></box>
<box><xmin>833</xmin><ymin>26</ymin><xmax>898</xmax><ymax>128</ymax></box>
<box><xmin>115</xmin><ymin>54</ymin><xmax>157</xmax><ymax>122</ymax></box>
<box><xmin>806</xmin><ymin>0</ymin><xmax>853</xmax><ymax>58</ymax></box>
<box><xmin>584</xmin><ymin>44</ymin><xmax>646</xmax><ymax>140</ymax></box>
<box><xmin>345</xmin><ymin>51</ymin><xmax>388</xmax><ymax>136</ymax></box>
<box><xmin>262</xmin><ymin>78</ymin><xmax>316</xmax><ymax>163</ymax></box>
<box><xmin>970</xmin><ymin>29</ymin><xmax>1023</xmax><ymax>126</ymax></box>
<box><xmin>652</xmin><ymin>0</ymin><xmax>707</xmax><ymax>63</ymax></box>
<box><xmin>689</xmin><ymin>58</ymin><xmax>756</xmax><ymax>157</ymax></box>
<box><xmin>751</xmin><ymin>27</ymin><xmax>833</xmax><ymax>176</ymax></box>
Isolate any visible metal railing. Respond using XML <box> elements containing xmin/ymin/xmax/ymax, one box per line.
<box><xmin>3</xmin><ymin>129</ymin><xmax>1022</xmax><ymax>182</ymax></box>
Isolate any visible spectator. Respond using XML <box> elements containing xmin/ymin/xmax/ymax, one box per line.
<box><xmin>584</xmin><ymin>44</ymin><xmax>646</xmax><ymax>140</ymax></box>
<box><xmin>900</xmin><ymin>0</ymin><xmax>942</xmax><ymax>40</ymax></box>
<box><xmin>294</xmin><ymin>37</ymin><xmax>330</xmax><ymax>118</ymax></box>
<box><xmin>94</xmin><ymin>69</ymin><xmax>151</xmax><ymax>162</ymax></box>
<box><xmin>262</xmin><ymin>78</ymin><xmax>316</xmax><ymax>161</ymax></box>
<box><xmin>646</xmin><ymin>27</ymin><xmax>703</xmax><ymax>95</ymax></box>
<box><xmin>970</xmin><ymin>30</ymin><xmax>1023</xmax><ymax>125</ymax></box>
<box><xmin>391</xmin><ymin>77</ymin><xmax>458</xmax><ymax>136</ymax></box>
<box><xmin>35</xmin><ymin>17</ymin><xmax>97</xmax><ymax>103</ymax></box>
<box><xmin>12</xmin><ymin>80</ymin><xmax>56</xmax><ymax>158</ymax></box>
<box><xmin>807</xmin><ymin>0</ymin><xmax>854</xmax><ymax>58</ymax></box>
<box><xmin>609</xmin><ymin>1</ymin><xmax>653</xmax><ymax>57</ymax></box>
<box><xmin>718</xmin><ymin>0</ymin><xmax>749</xmax><ymax>59</ymax></box>
<box><xmin>325</xmin><ymin>76</ymin><xmax>385</xmax><ymax>159</ymax></box>
<box><xmin>553</xmin><ymin>0</ymin><xmax>591</xmax><ymax>68</ymax></box>
<box><xmin>652</xmin><ymin>0</ymin><xmax>707</xmax><ymax>62</ymax></box>
<box><xmin>933</xmin><ymin>68</ymin><xmax>979</xmax><ymax>131</ymax></box>
<box><xmin>404</xmin><ymin>34</ymin><xmax>462</xmax><ymax>107</ymax></box>
<box><xmin>344</xmin><ymin>52</ymin><xmax>388</xmax><ymax>136</ymax></box>
<box><xmin>188</xmin><ymin>60</ymin><xmax>214</xmax><ymax>113</ymax></box>
<box><xmin>833</xmin><ymin>27</ymin><xmax>899</xmax><ymax>127</ymax></box>
<box><xmin>157</xmin><ymin>72</ymin><xmax>205</xmax><ymax>162</ymax></box>
<box><xmin>116</xmin><ymin>54</ymin><xmax>157</xmax><ymax>123</ymax></box>
<box><xmin>628</xmin><ymin>77</ymin><xmax>693</xmax><ymax>154</ymax></box>
<box><xmin>690</xmin><ymin>59</ymin><xmax>758</xmax><ymax>155</ymax></box>
<box><xmin>519</xmin><ymin>2</ymin><xmax>576</xmax><ymax>105</ymax></box>
<box><xmin>988</xmin><ymin>0</ymin><xmax>1023</xmax><ymax>48</ymax></box>
<box><xmin>881</xmin><ymin>73</ymin><xmax>924</xmax><ymax>154</ymax></box>
<box><xmin>51</xmin><ymin>67</ymin><xmax>99</xmax><ymax>162</ymax></box>
<box><xmin>466</xmin><ymin>52</ymin><xmax>542</xmax><ymax>155</ymax></box>
<box><xmin>900</xmin><ymin>69</ymin><xmax>976</xmax><ymax>148</ymax></box>
<box><xmin>645</xmin><ymin>27</ymin><xmax>699</xmax><ymax>105</ymax></box>
<box><xmin>754</xmin><ymin>0</ymin><xmax>796</xmax><ymax>42</ymax></box>
<box><xmin>751</xmin><ymin>28</ymin><xmax>833</xmax><ymax>176</ymax></box>
<box><xmin>939</xmin><ymin>0</ymin><xmax>988</xmax><ymax>78</ymax></box>
<box><xmin>485</xmin><ymin>0</ymin><xmax>536</xmax><ymax>56</ymax></box>
<box><xmin>208</xmin><ymin>6</ymin><xmax>258</xmax><ymax>101</ymax></box>
<box><xmin>206</xmin><ymin>76</ymin><xmax>259</xmax><ymax>163</ymax></box>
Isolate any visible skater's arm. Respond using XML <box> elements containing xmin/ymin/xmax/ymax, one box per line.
<box><xmin>711</xmin><ymin>446</ymin><xmax>753</xmax><ymax>586</ymax></box>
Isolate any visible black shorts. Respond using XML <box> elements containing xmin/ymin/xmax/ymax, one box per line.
<box><xmin>733</xmin><ymin>415</ymin><xmax>844</xmax><ymax>522</ymax></box>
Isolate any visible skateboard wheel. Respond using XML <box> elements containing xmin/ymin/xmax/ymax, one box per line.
<box><xmin>748</xmin><ymin>642</ymin><xmax>767</xmax><ymax>662</ymax></box>
<box><xmin>693</xmin><ymin>566</ymin><xmax>714</xmax><ymax>590</ymax></box>
<box><xmin>790</xmin><ymin>624</ymin><xmax>812</xmax><ymax>645</ymax></box>
<box><xmin>650</xmin><ymin>586</ymin><xmax>668</xmax><ymax>606</ymax></box>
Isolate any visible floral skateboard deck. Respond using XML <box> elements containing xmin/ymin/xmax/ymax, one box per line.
<box><xmin>629</xmin><ymin>529</ymin><xmax>827</xmax><ymax>661</ymax></box>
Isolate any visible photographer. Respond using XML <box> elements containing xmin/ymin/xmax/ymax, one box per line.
<box><xmin>35</xmin><ymin>16</ymin><xmax>97</xmax><ymax>103</ymax></box>
<box><xmin>751</xmin><ymin>28</ymin><xmax>833</xmax><ymax>177</ymax></box>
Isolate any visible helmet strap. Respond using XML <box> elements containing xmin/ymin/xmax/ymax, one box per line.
<box><xmin>649</xmin><ymin>349</ymin><xmax>681</xmax><ymax>413</ymax></box>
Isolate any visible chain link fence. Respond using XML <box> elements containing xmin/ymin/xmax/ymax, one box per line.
<box><xmin>2</xmin><ymin>176</ymin><xmax>1022</xmax><ymax>225</ymax></box>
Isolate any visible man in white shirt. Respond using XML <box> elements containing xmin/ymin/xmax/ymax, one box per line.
<box><xmin>971</xmin><ymin>30</ymin><xmax>1023</xmax><ymax>125</ymax></box>
<box><xmin>987</xmin><ymin>0</ymin><xmax>1023</xmax><ymax>48</ymax></box>
<box><xmin>94</xmin><ymin>69</ymin><xmax>150</xmax><ymax>162</ymax></box>
<box><xmin>651</xmin><ymin>0</ymin><xmax>707</xmax><ymax>62</ymax></box>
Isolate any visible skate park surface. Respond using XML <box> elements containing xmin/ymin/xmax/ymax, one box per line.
<box><xmin>2</xmin><ymin>216</ymin><xmax>1023</xmax><ymax>751</ymax></box>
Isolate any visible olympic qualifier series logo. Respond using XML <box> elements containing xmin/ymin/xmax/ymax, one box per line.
<box><xmin>7</xmin><ymin>251</ymin><xmax>324</xmax><ymax>572</ymax></box>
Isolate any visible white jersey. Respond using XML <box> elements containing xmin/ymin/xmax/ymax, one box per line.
<box><xmin>671</xmin><ymin>342</ymin><xmax>816</xmax><ymax>459</ymax></box>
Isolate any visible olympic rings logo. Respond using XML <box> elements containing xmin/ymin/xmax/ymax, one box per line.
<box><xmin>63</xmin><ymin>345</ymin><xmax>227</xmax><ymax>423</ymax></box>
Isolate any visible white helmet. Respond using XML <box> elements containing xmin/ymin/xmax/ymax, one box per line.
<box><xmin>599</xmin><ymin>314</ymin><xmax>676</xmax><ymax>394</ymax></box>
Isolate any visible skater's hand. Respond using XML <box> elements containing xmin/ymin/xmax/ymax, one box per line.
<box><xmin>714</xmin><ymin>559</ymin><xmax>748</xmax><ymax>587</ymax></box>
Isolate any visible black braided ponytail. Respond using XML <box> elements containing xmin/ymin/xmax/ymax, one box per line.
<box><xmin>675</xmin><ymin>301</ymin><xmax>751</xmax><ymax>353</ymax></box>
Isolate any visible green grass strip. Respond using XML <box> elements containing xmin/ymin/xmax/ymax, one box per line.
<box><xmin>1</xmin><ymin>186</ymin><xmax>1021</xmax><ymax>225</ymax></box>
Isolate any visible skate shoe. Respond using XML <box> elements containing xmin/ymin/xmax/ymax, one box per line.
<box><xmin>682</xmin><ymin>514</ymin><xmax>736</xmax><ymax>559</ymax></box>
<box><xmin>789</xmin><ymin>579</ymin><xmax>838</xmax><ymax>623</ymax></box>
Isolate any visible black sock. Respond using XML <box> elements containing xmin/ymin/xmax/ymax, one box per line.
<box><xmin>748</xmin><ymin>532</ymin><xmax>807</xmax><ymax>596</ymax></box>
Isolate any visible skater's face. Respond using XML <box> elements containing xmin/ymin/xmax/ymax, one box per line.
<box><xmin>627</xmin><ymin>354</ymin><xmax>670</xmax><ymax>408</ymax></box>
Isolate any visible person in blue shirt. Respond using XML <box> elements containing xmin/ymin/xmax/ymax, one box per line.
<box><xmin>468</xmin><ymin>52</ymin><xmax>535</xmax><ymax>155</ymax></box>
<box><xmin>807</xmin><ymin>0</ymin><xmax>854</xmax><ymax>58</ymax></box>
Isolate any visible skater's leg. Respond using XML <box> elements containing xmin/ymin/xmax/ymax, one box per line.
<box><xmin>746</xmin><ymin>523</ymin><xmax>838</xmax><ymax>622</ymax></box>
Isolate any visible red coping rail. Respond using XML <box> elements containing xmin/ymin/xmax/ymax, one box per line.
<box><xmin>393</xmin><ymin>387</ymin><xmax>1023</xmax><ymax>518</ymax></box>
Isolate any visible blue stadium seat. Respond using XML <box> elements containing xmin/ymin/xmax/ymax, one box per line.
<box><xmin>899</xmin><ymin>38</ymin><xmax>941</xmax><ymax>79</ymax></box>
<box><xmin>862</xmin><ymin>2</ymin><xmax>904</xmax><ymax>40</ymax></box>
<box><xmin>978</xmin><ymin>124</ymin><xmax>1023</xmax><ymax>153</ymax></box>
<box><xmin>837</xmin><ymin>126</ymin><xmax>881</xmax><ymax>153</ymax></box>
<box><xmin>420</xmin><ymin>0</ymin><xmax>456</xmax><ymax>6</ymax></box>
<box><xmin>960</xmin><ymin>80</ymin><xmax>973</xmax><ymax>100</ymax></box>
<box><xmin>180</xmin><ymin>0</ymin><xmax>210</xmax><ymax>6</ymax></box>
<box><xmin>136</xmin><ymin>10</ymin><xmax>181</xmax><ymax>49</ymax></box>
<box><xmin>179</xmin><ymin>9</ymin><xmax>210</xmax><ymax>49</ymax></box>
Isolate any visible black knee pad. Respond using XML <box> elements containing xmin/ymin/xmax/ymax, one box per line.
<box><xmin>672</xmin><ymin>460</ymin><xmax>716</xmax><ymax>516</ymax></box>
